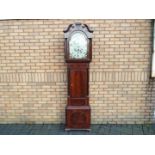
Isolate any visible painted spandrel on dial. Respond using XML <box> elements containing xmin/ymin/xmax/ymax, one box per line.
<box><xmin>69</xmin><ymin>33</ymin><xmax>88</xmax><ymax>59</ymax></box>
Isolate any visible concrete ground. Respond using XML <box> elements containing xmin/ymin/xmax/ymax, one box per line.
<box><xmin>0</xmin><ymin>124</ymin><xmax>154</xmax><ymax>135</ymax></box>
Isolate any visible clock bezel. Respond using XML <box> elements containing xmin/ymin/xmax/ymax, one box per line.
<box><xmin>68</xmin><ymin>31</ymin><xmax>90</xmax><ymax>61</ymax></box>
<box><xmin>69</xmin><ymin>31</ymin><xmax>89</xmax><ymax>60</ymax></box>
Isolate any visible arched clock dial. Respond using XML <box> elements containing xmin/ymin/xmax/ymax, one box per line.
<box><xmin>69</xmin><ymin>32</ymin><xmax>88</xmax><ymax>59</ymax></box>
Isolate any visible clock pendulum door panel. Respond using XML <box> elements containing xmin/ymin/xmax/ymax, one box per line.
<box><xmin>69</xmin><ymin>64</ymin><xmax>88</xmax><ymax>99</ymax></box>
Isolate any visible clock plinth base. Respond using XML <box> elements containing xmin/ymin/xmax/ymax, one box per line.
<box><xmin>65</xmin><ymin>128</ymin><xmax>91</xmax><ymax>131</ymax></box>
<box><xmin>65</xmin><ymin>105</ymin><xmax>91</xmax><ymax>130</ymax></box>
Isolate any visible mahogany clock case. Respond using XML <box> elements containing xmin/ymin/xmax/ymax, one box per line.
<box><xmin>64</xmin><ymin>23</ymin><xmax>93</xmax><ymax>130</ymax></box>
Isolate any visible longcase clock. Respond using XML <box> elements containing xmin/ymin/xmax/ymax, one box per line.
<box><xmin>63</xmin><ymin>22</ymin><xmax>93</xmax><ymax>130</ymax></box>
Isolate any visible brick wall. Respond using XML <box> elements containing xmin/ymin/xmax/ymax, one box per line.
<box><xmin>0</xmin><ymin>19</ymin><xmax>154</xmax><ymax>124</ymax></box>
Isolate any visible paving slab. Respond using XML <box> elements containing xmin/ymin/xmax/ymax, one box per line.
<box><xmin>132</xmin><ymin>125</ymin><xmax>144</xmax><ymax>135</ymax></box>
<box><xmin>97</xmin><ymin>124</ymin><xmax>111</xmax><ymax>135</ymax></box>
<box><xmin>0</xmin><ymin>124</ymin><xmax>154</xmax><ymax>135</ymax></box>
<box><xmin>142</xmin><ymin>125</ymin><xmax>155</xmax><ymax>135</ymax></box>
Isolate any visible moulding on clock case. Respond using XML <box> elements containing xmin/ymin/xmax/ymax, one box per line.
<box><xmin>63</xmin><ymin>22</ymin><xmax>93</xmax><ymax>39</ymax></box>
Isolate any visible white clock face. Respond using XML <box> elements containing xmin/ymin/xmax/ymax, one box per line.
<box><xmin>69</xmin><ymin>32</ymin><xmax>88</xmax><ymax>59</ymax></box>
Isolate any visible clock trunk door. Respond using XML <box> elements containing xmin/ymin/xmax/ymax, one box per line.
<box><xmin>68</xmin><ymin>65</ymin><xmax>88</xmax><ymax>98</ymax></box>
